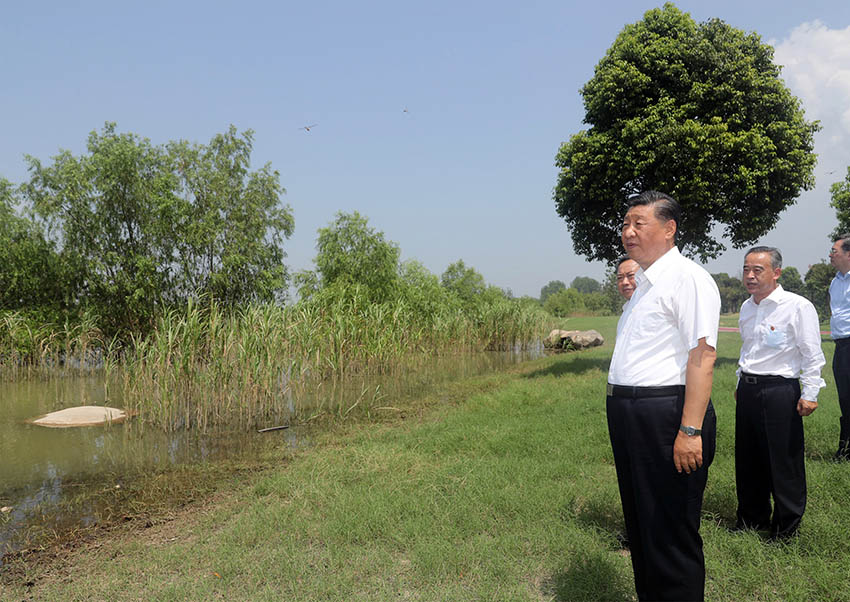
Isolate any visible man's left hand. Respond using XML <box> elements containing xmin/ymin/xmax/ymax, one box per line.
<box><xmin>673</xmin><ymin>431</ymin><xmax>703</xmax><ymax>474</ymax></box>
<box><xmin>798</xmin><ymin>398</ymin><xmax>818</xmax><ymax>416</ymax></box>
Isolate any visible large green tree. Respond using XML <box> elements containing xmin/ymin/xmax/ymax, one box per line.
<box><xmin>554</xmin><ymin>3</ymin><xmax>819</xmax><ymax>263</ymax></box>
<box><xmin>22</xmin><ymin>124</ymin><xmax>177</xmax><ymax>333</ymax></box>
<box><xmin>167</xmin><ymin>126</ymin><xmax>294</xmax><ymax>306</ymax></box>
<box><xmin>22</xmin><ymin>123</ymin><xmax>293</xmax><ymax>335</ymax></box>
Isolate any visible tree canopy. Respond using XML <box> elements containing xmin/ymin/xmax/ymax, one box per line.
<box><xmin>0</xmin><ymin>179</ymin><xmax>74</xmax><ymax>316</ymax></box>
<box><xmin>711</xmin><ymin>272</ymin><xmax>748</xmax><ymax>314</ymax></box>
<box><xmin>554</xmin><ymin>3</ymin><xmax>819</xmax><ymax>263</ymax></box>
<box><xmin>539</xmin><ymin>280</ymin><xmax>566</xmax><ymax>303</ymax></box>
<box><xmin>830</xmin><ymin>166</ymin><xmax>850</xmax><ymax>238</ymax></box>
<box><xmin>570</xmin><ymin>276</ymin><xmax>601</xmax><ymax>294</ymax></box>
<box><xmin>20</xmin><ymin>123</ymin><xmax>293</xmax><ymax>335</ymax></box>
<box><xmin>441</xmin><ymin>260</ymin><xmax>488</xmax><ymax>303</ymax></box>
<box><xmin>298</xmin><ymin>211</ymin><xmax>401</xmax><ymax>303</ymax></box>
<box><xmin>804</xmin><ymin>261</ymin><xmax>833</xmax><ymax>320</ymax></box>
<box><xmin>778</xmin><ymin>266</ymin><xmax>804</xmax><ymax>295</ymax></box>
<box><xmin>543</xmin><ymin>288</ymin><xmax>586</xmax><ymax>318</ymax></box>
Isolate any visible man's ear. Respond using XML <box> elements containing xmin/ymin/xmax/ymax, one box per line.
<box><xmin>665</xmin><ymin>219</ymin><xmax>676</xmax><ymax>241</ymax></box>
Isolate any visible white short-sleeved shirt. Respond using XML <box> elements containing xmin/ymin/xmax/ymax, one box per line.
<box><xmin>738</xmin><ymin>285</ymin><xmax>826</xmax><ymax>401</ymax></box>
<box><xmin>609</xmin><ymin>246</ymin><xmax>720</xmax><ymax>387</ymax></box>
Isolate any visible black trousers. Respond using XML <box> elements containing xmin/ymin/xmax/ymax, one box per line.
<box><xmin>607</xmin><ymin>387</ymin><xmax>716</xmax><ymax>602</ymax></box>
<box><xmin>833</xmin><ymin>338</ymin><xmax>850</xmax><ymax>457</ymax></box>
<box><xmin>735</xmin><ymin>376</ymin><xmax>805</xmax><ymax>537</ymax></box>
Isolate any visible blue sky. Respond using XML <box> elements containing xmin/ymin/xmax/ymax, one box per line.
<box><xmin>3</xmin><ymin>1</ymin><xmax>850</xmax><ymax>297</ymax></box>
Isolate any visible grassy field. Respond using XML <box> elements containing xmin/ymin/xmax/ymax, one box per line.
<box><xmin>4</xmin><ymin>315</ymin><xmax>850</xmax><ymax>601</ymax></box>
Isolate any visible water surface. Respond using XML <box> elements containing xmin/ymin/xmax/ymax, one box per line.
<box><xmin>0</xmin><ymin>348</ymin><xmax>542</xmax><ymax>557</ymax></box>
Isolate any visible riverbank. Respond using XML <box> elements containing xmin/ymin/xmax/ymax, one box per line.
<box><xmin>3</xmin><ymin>317</ymin><xmax>850</xmax><ymax>601</ymax></box>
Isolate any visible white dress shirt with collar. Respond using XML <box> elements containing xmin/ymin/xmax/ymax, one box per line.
<box><xmin>609</xmin><ymin>246</ymin><xmax>720</xmax><ymax>387</ymax></box>
<box><xmin>830</xmin><ymin>271</ymin><xmax>850</xmax><ymax>339</ymax></box>
<box><xmin>738</xmin><ymin>285</ymin><xmax>826</xmax><ymax>401</ymax></box>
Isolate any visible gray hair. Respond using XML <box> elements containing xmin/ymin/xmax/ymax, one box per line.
<box><xmin>745</xmin><ymin>246</ymin><xmax>782</xmax><ymax>270</ymax></box>
<box><xmin>836</xmin><ymin>233</ymin><xmax>850</xmax><ymax>253</ymax></box>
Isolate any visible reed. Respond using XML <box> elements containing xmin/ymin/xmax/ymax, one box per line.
<box><xmin>120</xmin><ymin>289</ymin><xmax>555</xmax><ymax>431</ymax></box>
<box><xmin>1</xmin><ymin>285</ymin><xmax>554</xmax><ymax>430</ymax></box>
<box><xmin>0</xmin><ymin>310</ymin><xmax>106</xmax><ymax>380</ymax></box>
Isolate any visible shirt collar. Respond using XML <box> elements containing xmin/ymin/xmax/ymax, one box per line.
<box><xmin>636</xmin><ymin>246</ymin><xmax>679</xmax><ymax>286</ymax></box>
<box><xmin>836</xmin><ymin>270</ymin><xmax>850</xmax><ymax>280</ymax></box>
<box><xmin>752</xmin><ymin>284</ymin><xmax>786</xmax><ymax>306</ymax></box>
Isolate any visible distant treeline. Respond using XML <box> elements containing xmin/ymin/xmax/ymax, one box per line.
<box><xmin>538</xmin><ymin>263</ymin><xmax>834</xmax><ymax>320</ymax></box>
<box><xmin>0</xmin><ymin>124</ymin><xmax>553</xmax><ymax>369</ymax></box>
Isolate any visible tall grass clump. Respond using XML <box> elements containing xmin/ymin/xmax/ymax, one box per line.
<box><xmin>0</xmin><ymin>310</ymin><xmax>107</xmax><ymax>380</ymax></box>
<box><xmin>121</xmin><ymin>286</ymin><xmax>555</xmax><ymax>431</ymax></box>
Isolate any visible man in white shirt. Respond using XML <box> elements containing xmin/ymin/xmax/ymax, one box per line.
<box><xmin>735</xmin><ymin>247</ymin><xmax>825</xmax><ymax>539</ymax></box>
<box><xmin>829</xmin><ymin>234</ymin><xmax>850</xmax><ymax>460</ymax></box>
<box><xmin>616</xmin><ymin>255</ymin><xmax>639</xmax><ymax>301</ymax></box>
<box><xmin>607</xmin><ymin>191</ymin><xmax>720</xmax><ymax>602</ymax></box>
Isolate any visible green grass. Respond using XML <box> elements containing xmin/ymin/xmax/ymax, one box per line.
<box><xmin>4</xmin><ymin>317</ymin><xmax>850</xmax><ymax>601</ymax></box>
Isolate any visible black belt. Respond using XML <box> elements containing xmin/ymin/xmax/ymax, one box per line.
<box><xmin>740</xmin><ymin>372</ymin><xmax>796</xmax><ymax>385</ymax></box>
<box><xmin>606</xmin><ymin>384</ymin><xmax>684</xmax><ymax>398</ymax></box>
<box><xmin>836</xmin><ymin>337</ymin><xmax>850</xmax><ymax>347</ymax></box>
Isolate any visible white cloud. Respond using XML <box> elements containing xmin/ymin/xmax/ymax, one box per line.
<box><xmin>773</xmin><ymin>21</ymin><xmax>850</xmax><ymax>174</ymax></box>
<box><xmin>705</xmin><ymin>21</ymin><xmax>850</xmax><ymax>277</ymax></box>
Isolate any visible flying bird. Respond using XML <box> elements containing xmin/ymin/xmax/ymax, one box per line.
<box><xmin>299</xmin><ymin>124</ymin><xmax>318</xmax><ymax>132</ymax></box>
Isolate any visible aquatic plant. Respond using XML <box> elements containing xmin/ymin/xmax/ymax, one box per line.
<box><xmin>120</xmin><ymin>289</ymin><xmax>554</xmax><ymax>431</ymax></box>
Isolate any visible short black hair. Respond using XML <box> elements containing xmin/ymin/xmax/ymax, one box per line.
<box><xmin>627</xmin><ymin>191</ymin><xmax>681</xmax><ymax>232</ymax></box>
<box><xmin>745</xmin><ymin>246</ymin><xmax>782</xmax><ymax>270</ymax></box>
<box><xmin>835</xmin><ymin>233</ymin><xmax>850</xmax><ymax>253</ymax></box>
<box><xmin>616</xmin><ymin>255</ymin><xmax>635</xmax><ymax>269</ymax></box>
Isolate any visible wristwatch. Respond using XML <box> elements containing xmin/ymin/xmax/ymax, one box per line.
<box><xmin>679</xmin><ymin>424</ymin><xmax>702</xmax><ymax>436</ymax></box>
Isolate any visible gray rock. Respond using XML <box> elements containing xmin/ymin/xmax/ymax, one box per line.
<box><xmin>544</xmin><ymin>329</ymin><xmax>604</xmax><ymax>351</ymax></box>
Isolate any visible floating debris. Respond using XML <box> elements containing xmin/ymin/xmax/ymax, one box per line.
<box><xmin>28</xmin><ymin>406</ymin><xmax>131</xmax><ymax>428</ymax></box>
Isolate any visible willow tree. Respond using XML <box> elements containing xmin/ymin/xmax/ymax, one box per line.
<box><xmin>554</xmin><ymin>3</ymin><xmax>819</xmax><ymax>263</ymax></box>
<box><xmin>22</xmin><ymin>124</ymin><xmax>293</xmax><ymax>336</ymax></box>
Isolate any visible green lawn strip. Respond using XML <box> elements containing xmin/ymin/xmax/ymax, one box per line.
<box><xmin>6</xmin><ymin>321</ymin><xmax>850</xmax><ymax>601</ymax></box>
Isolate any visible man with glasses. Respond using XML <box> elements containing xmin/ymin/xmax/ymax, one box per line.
<box><xmin>829</xmin><ymin>234</ymin><xmax>850</xmax><ymax>460</ymax></box>
<box><xmin>735</xmin><ymin>246</ymin><xmax>825</xmax><ymax>538</ymax></box>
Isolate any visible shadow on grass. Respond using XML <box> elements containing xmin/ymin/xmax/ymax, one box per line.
<box><xmin>523</xmin><ymin>356</ymin><xmax>611</xmax><ymax>379</ymax></box>
<box><xmin>805</xmin><ymin>447</ymin><xmax>837</xmax><ymax>462</ymax></box>
<box><xmin>527</xmin><ymin>354</ymin><xmax>738</xmax><ymax>379</ymax></box>
<box><xmin>714</xmin><ymin>356</ymin><xmax>739</xmax><ymax>369</ymax></box>
<box><xmin>568</xmin><ymin>495</ymin><xmax>625</xmax><ymax>546</ymax></box>
<box><xmin>543</xmin><ymin>553</ymin><xmax>635</xmax><ymax>602</ymax></box>
<box><xmin>702</xmin><ymin>485</ymin><xmax>738</xmax><ymax>530</ymax></box>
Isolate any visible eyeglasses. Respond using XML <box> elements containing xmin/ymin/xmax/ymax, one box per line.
<box><xmin>830</xmin><ymin>249</ymin><xmax>841</xmax><ymax>255</ymax></box>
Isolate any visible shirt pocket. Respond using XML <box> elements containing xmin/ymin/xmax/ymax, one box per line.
<box><xmin>763</xmin><ymin>326</ymin><xmax>787</xmax><ymax>348</ymax></box>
